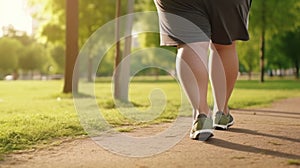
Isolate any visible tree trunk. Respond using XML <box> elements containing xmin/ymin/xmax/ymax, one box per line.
<box><xmin>114</xmin><ymin>0</ymin><xmax>135</xmax><ymax>102</ymax></box>
<box><xmin>260</xmin><ymin>30</ymin><xmax>265</xmax><ymax>83</ymax></box>
<box><xmin>259</xmin><ymin>0</ymin><xmax>266</xmax><ymax>83</ymax></box>
<box><xmin>248</xmin><ymin>71</ymin><xmax>252</xmax><ymax>80</ymax></box>
<box><xmin>87</xmin><ymin>27</ymin><xmax>94</xmax><ymax>83</ymax></box>
<box><xmin>295</xmin><ymin>62</ymin><xmax>299</xmax><ymax>79</ymax></box>
<box><xmin>118</xmin><ymin>0</ymin><xmax>135</xmax><ymax>101</ymax></box>
<box><xmin>63</xmin><ymin>0</ymin><xmax>79</xmax><ymax>93</ymax></box>
<box><xmin>113</xmin><ymin>0</ymin><xmax>122</xmax><ymax>100</ymax></box>
<box><xmin>87</xmin><ymin>55</ymin><xmax>93</xmax><ymax>82</ymax></box>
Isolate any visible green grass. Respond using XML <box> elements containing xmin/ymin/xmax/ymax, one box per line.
<box><xmin>288</xmin><ymin>159</ymin><xmax>300</xmax><ymax>166</ymax></box>
<box><xmin>230</xmin><ymin>80</ymin><xmax>300</xmax><ymax>108</ymax></box>
<box><xmin>0</xmin><ymin>81</ymin><xmax>85</xmax><ymax>155</ymax></box>
<box><xmin>0</xmin><ymin>78</ymin><xmax>299</xmax><ymax>155</ymax></box>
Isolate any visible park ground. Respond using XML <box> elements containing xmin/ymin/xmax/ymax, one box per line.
<box><xmin>1</xmin><ymin>97</ymin><xmax>300</xmax><ymax>168</ymax></box>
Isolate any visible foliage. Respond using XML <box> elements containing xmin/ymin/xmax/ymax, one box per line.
<box><xmin>28</xmin><ymin>0</ymin><xmax>125</xmax><ymax>80</ymax></box>
<box><xmin>28</xmin><ymin>0</ymin><xmax>118</xmax><ymax>47</ymax></box>
<box><xmin>0</xmin><ymin>25</ymin><xmax>54</xmax><ymax>79</ymax></box>
<box><xmin>266</xmin><ymin>35</ymin><xmax>292</xmax><ymax>70</ymax></box>
<box><xmin>250</xmin><ymin>0</ymin><xmax>300</xmax><ymax>39</ymax></box>
<box><xmin>18</xmin><ymin>44</ymin><xmax>49</xmax><ymax>72</ymax></box>
<box><xmin>268</xmin><ymin>27</ymin><xmax>300</xmax><ymax>78</ymax></box>
<box><xmin>237</xmin><ymin>32</ymin><xmax>260</xmax><ymax>78</ymax></box>
<box><xmin>97</xmin><ymin>47</ymin><xmax>115</xmax><ymax>76</ymax></box>
<box><xmin>249</xmin><ymin>0</ymin><xmax>300</xmax><ymax>81</ymax></box>
<box><xmin>27</xmin><ymin>0</ymin><xmax>66</xmax><ymax>44</ymax></box>
<box><xmin>0</xmin><ymin>38</ymin><xmax>22</xmax><ymax>74</ymax></box>
<box><xmin>50</xmin><ymin>44</ymin><xmax>65</xmax><ymax>73</ymax></box>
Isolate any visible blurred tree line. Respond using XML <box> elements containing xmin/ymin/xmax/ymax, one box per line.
<box><xmin>0</xmin><ymin>26</ymin><xmax>52</xmax><ymax>79</ymax></box>
<box><xmin>240</xmin><ymin>0</ymin><xmax>300</xmax><ymax>80</ymax></box>
<box><xmin>0</xmin><ymin>0</ymin><xmax>299</xmax><ymax>80</ymax></box>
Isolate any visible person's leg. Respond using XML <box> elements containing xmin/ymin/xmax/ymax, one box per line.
<box><xmin>176</xmin><ymin>42</ymin><xmax>210</xmax><ymax>120</ymax></box>
<box><xmin>177</xmin><ymin>42</ymin><xmax>214</xmax><ymax>140</ymax></box>
<box><xmin>210</xmin><ymin>42</ymin><xmax>239</xmax><ymax>115</ymax></box>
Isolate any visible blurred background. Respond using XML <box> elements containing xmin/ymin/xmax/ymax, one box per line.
<box><xmin>0</xmin><ymin>0</ymin><xmax>299</xmax><ymax>83</ymax></box>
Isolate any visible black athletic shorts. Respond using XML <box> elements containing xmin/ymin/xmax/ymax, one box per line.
<box><xmin>154</xmin><ymin>0</ymin><xmax>252</xmax><ymax>46</ymax></box>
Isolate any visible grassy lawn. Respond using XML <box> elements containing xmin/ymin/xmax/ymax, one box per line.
<box><xmin>0</xmin><ymin>78</ymin><xmax>299</xmax><ymax>156</ymax></box>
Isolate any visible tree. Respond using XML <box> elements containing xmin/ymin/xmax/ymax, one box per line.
<box><xmin>28</xmin><ymin>0</ymin><xmax>118</xmax><ymax>46</ymax></box>
<box><xmin>113</xmin><ymin>0</ymin><xmax>135</xmax><ymax>102</ymax></box>
<box><xmin>273</xmin><ymin>28</ymin><xmax>300</xmax><ymax>78</ymax></box>
<box><xmin>27</xmin><ymin>0</ymin><xmax>66</xmax><ymax>44</ymax></box>
<box><xmin>97</xmin><ymin>49</ymin><xmax>115</xmax><ymax>76</ymax></box>
<box><xmin>237</xmin><ymin>33</ymin><xmax>260</xmax><ymax>80</ymax></box>
<box><xmin>250</xmin><ymin>0</ymin><xmax>300</xmax><ymax>82</ymax></box>
<box><xmin>266</xmin><ymin>34</ymin><xmax>291</xmax><ymax>76</ymax></box>
<box><xmin>63</xmin><ymin>0</ymin><xmax>79</xmax><ymax>93</ymax></box>
<box><xmin>41</xmin><ymin>24</ymin><xmax>65</xmax><ymax>44</ymax></box>
<box><xmin>79</xmin><ymin>0</ymin><xmax>116</xmax><ymax>82</ymax></box>
<box><xmin>19</xmin><ymin>44</ymin><xmax>48</xmax><ymax>78</ymax></box>
<box><xmin>0</xmin><ymin>26</ymin><xmax>51</xmax><ymax>79</ymax></box>
<box><xmin>50</xmin><ymin>44</ymin><xmax>65</xmax><ymax>73</ymax></box>
<box><xmin>28</xmin><ymin>0</ymin><xmax>119</xmax><ymax>92</ymax></box>
<box><xmin>0</xmin><ymin>38</ymin><xmax>22</xmax><ymax>77</ymax></box>
<box><xmin>113</xmin><ymin>0</ymin><xmax>123</xmax><ymax>100</ymax></box>
<box><xmin>282</xmin><ymin>29</ymin><xmax>300</xmax><ymax>79</ymax></box>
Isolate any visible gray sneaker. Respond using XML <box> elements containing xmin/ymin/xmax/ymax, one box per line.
<box><xmin>214</xmin><ymin>111</ymin><xmax>234</xmax><ymax>130</ymax></box>
<box><xmin>190</xmin><ymin>114</ymin><xmax>214</xmax><ymax>141</ymax></box>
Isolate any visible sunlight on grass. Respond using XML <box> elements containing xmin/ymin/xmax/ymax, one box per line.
<box><xmin>0</xmin><ymin>81</ymin><xmax>85</xmax><ymax>154</ymax></box>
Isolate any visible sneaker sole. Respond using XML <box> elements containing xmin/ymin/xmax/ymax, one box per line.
<box><xmin>213</xmin><ymin>120</ymin><xmax>234</xmax><ymax>130</ymax></box>
<box><xmin>197</xmin><ymin>132</ymin><xmax>214</xmax><ymax>141</ymax></box>
<box><xmin>190</xmin><ymin>129</ymin><xmax>214</xmax><ymax>141</ymax></box>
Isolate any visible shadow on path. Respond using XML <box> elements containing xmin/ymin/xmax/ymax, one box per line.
<box><xmin>229</xmin><ymin>128</ymin><xmax>300</xmax><ymax>143</ymax></box>
<box><xmin>206</xmin><ymin>138</ymin><xmax>300</xmax><ymax>159</ymax></box>
<box><xmin>232</xmin><ymin>109</ymin><xmax>300</xmax><ymax>119</ymax></box>
<box><xmin>232</xmin><ymin>109</ymin><xmax>300</xmax><ymax>116</ymax></box>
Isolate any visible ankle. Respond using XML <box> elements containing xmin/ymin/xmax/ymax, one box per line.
<box><xmin>223</xmin><ymin>107</ymin><xmax>230</xmax><ymax>115</ymax></box>
<box><xmin>199</xmin><ymin>106</ymin><xmax>210</xmax><ymax>116</ymax></box>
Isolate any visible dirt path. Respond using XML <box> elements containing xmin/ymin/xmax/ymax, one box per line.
<box><xmin>1</xmin><ymin>98</ymin><xmax>300</xmax><ymax>168</ymax></box>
